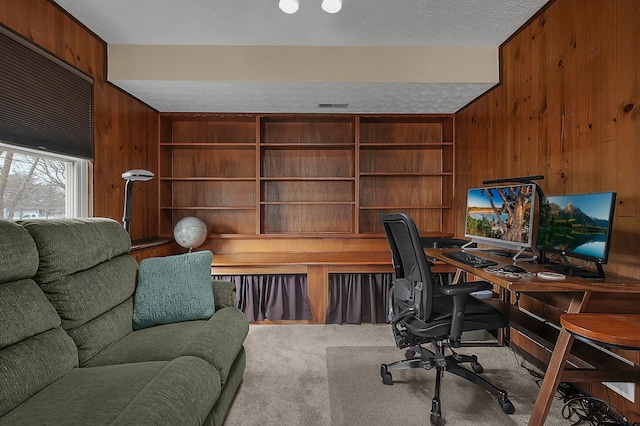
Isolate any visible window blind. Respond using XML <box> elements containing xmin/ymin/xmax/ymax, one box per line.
<box><xmin>0</xmin><ymin>27</ymin><xmax>93</xmax><ymax>159</ymax></box>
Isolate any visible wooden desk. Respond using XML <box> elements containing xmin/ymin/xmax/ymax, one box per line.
<box><xmin>424</xmin><ymin>248</ymin><xmax>640</xmax><ymax>426</ymax></box>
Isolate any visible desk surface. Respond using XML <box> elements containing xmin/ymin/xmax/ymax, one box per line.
<box><xmin>424</xmin><ymin>248</ymin><xmax>640</xmax><ymax>293</ymax></box>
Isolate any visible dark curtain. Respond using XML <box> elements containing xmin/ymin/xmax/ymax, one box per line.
<box><xmin>212</xmin><ymin>274</ymin><xmax>312</xmax><ymax>322</ymax></box>
<box><xmin>326</xmin><ymin>272</ymin><xmax>456</xmax><ymax>324</ymax></box>
<box><xmin>215</xmin><ymin>272</ymin><xmax>456</xmax><ymax>324</ymax></box>
<box><xmin>326</xmin><ymin>273</ymin><xmax>393</xmax><ymax>324</ymax></box>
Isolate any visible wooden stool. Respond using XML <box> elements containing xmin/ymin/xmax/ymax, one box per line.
<box><xmin>561</xmin><ymin>314</ymin><xmax>640</xmax><ymax>349</ymax></box>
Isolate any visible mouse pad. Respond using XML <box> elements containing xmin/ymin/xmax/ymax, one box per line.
<box><xmin>483</xmin><ymin>267</ymin><xmax>537</xmax><ymax>279</ymax></box>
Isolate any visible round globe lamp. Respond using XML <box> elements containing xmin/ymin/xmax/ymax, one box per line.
<box><xmin>174</xmin><ymin>217</ymin><xmax>208</xmax><ymax>252</ymax></box>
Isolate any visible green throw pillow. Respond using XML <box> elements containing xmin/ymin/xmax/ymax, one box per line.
<box><xmin>133</xmin><ymin>250</ymin><xmax>215</xmax><ymax>331</ymax></box>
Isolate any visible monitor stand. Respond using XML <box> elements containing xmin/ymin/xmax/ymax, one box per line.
<box><xmin>510</xmin><ymin>246</ymin><xmax>538</xmax><ymax>263</ymax></box>
<box><xmin>545</xmin><ymin>255</ymin><xmax>605</xmax><ymax>279</ymax></box>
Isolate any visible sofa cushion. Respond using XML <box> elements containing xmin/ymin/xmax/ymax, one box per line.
<box><xmin>0</xmin><ymin>220</ymin><xmax>78</xmax><ymax>417</ymax></box>
<box><xmin>22</xmin><ymin>218</ymin><xmax>139</xmax><ymax>366</ymax></box>
<box><xmin>20</xmin><ymin>218</ymin><xmax>132</xmax><ymax>284</ymax></box>
<box><xmin>0</xmin><ymin>328</ymin><xmax>78</xmax><ymax>417</ymax></box>
<box><xmin>0</xmin><ymin>279</ymin><xmax>62</xmax><ymax>349</ymax></box>
<box><xmin>88</xmin><ymin>307</ymin><xmax>249</xmax><ymax>386</ymax></box>
<box><xmin>133</xmin><ymin>251</ymin><xmax>215</xmax><ymax>331</ymax></box>
<box><xmin>41</xmin><ymin>255</ymin><xmax>137</xmax><ymax>330</ymax></box>
<box><xmin>0</xmin><ymin>357</ymin><xmax>221</xmax><ymax>426</ymax></box>
<box><xmin>66</xmin><ymin>299</ymin><xmax>136</xmax><ymax>365</ymax></box>
<box><xmin>0</xmin><ymin>220</ymin><xmax>39</xmax><ymax>282</ymax></box>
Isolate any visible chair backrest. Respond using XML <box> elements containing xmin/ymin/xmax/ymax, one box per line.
<box><xmin>380</xmin><ymin>212</ymin><xmax>435</xmax><ymax>322</ymax></box>
<box><xmin>0</xmin><ymin>220</ymin><xmax>78</xmax><ymax>417</ymax></box>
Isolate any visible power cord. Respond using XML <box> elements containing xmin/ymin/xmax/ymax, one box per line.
<box><xmin>557</xmin><ymin>383</ymin><xmax>638</xmax><ymax>426</ymax></box>
<box><xmin>507</xmin><ymin>346</ymin><xmax>639</xmax><ymax>426</ymax></box>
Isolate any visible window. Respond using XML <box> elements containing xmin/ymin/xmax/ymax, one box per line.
<box><xmin>0</xmin><ymin>143</ymin><xmax>89</xmax><ymax>220</ymax></box>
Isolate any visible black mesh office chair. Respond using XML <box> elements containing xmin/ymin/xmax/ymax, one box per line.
<box><xmin>380</xmin><ymin>212</ymin><xmax>514</xmax><ymax>426</ymax></box>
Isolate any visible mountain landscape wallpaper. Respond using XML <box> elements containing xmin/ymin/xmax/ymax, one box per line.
<box><xmin>536</xmin><ymin>192</ymin><xmax>616</xmax><ymax>260</ymax></box>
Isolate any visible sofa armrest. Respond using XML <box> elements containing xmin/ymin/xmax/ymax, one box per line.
<box><xmin>212</xmin><ymin>279</ymin><xmax>237</xmax><ymax>310</ymax></box>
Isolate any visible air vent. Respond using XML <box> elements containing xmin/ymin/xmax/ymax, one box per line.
<box><xmin>604</xmin><ymin>382</ymin><xmax>635</xmax><ymax>402</ymax></box>
<box><xmin>317</xmin><ymin>103</ymin><xmax>349</xmax><ymax>109</ymax></box>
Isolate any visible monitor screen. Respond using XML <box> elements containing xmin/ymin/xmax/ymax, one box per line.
<box><xmin>536</xmin><ymin>192</ymin><xmax>617</xmax><ymax>264</ymax></box>
<box><xmin>464</xmin><ymin>183</ymin><xmax>536</xmax><ymax>250</ymax></box>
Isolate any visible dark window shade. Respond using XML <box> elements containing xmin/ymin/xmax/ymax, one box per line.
<box><xmin>0</xmin><ymin>28</ymin><xmax>93</xmax><ymax>159</ymax></box>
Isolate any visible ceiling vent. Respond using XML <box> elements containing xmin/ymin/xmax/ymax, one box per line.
<box><xmin>317</xmin><ymin>103</ymin><xmax>349</xmax><ymax>109</ymax></box>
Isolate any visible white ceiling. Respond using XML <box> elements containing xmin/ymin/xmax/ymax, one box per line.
<box><xmin>53</xmin><ymin>0</ymin><xmax>549</xmax><ymax>114</ymax></box>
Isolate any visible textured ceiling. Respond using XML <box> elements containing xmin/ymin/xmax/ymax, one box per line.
<box><xmin>53</xmin><ymin>0</ymin><xmax>549</xmax><ymax>114</ymax></box>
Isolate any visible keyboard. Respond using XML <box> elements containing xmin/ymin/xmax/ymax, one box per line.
<box><xmin>443</xmin><ymin>251</ymin><xmax>498</xmax><ymax>268</ymax></box>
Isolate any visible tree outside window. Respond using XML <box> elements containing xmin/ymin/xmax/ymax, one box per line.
<box><xmin>0</xmin><ymin>148</ymin><xmax>67</xmax><ymax>220</ymax></box>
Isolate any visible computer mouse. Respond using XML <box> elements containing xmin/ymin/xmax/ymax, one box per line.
<box><xmin>502</xmin><ymin>264</ymin><xmax>527</xmax><ymax>273</ymax></box>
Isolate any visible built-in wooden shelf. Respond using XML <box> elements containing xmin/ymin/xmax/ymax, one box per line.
<box><xmin>158</xmin><ymin>113</ymin><xmax>455</xmax><ymax>238</ymax></box>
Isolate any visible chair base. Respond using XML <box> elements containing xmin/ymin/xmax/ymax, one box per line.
<box><xmin>380</xmin><ymin>345</ymin><xmax>515</xmax><ymax>425</ymax></box>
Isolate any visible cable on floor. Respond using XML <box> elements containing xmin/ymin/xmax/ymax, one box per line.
<box><xmin>507</xmin><ymin>345</ymin><xmax>639</xmax><ymax>426</ymax></box>
<box><xmin>555</xmin><ymin>382</ymin><xmax>638</xmax><ymax>426</ymax></box>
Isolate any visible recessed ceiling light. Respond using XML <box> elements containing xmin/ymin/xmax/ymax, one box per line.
<box><xmin>321</xmin><ymin>0</ymin><xmax>342</xmax><ymax>13</ymax></box>
<box><xmin>279</xmin><ymin>0</ymin><xmax>299</xmax><ymax>14</ymax></box>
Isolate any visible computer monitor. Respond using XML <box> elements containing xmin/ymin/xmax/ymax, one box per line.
<box><xmin>536</xmin><ymin>192</ymin><xmax>616</xmax><ymax>278</ymax></box>
<box><xmin>464</xmin><ymin>183</ymin><xmax>536</xmax><ymax>261</ymax></box>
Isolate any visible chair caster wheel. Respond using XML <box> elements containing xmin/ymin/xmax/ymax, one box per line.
<box><xmin>471</xmin><ymin>361</ymin><xmax>484</xmax><ymax>374</ymax></box>
<box><xmin>502</xmin><ymin>401</ymin><xmax>515</xmax><ymax>414</ymax></box>
<box><xmin>380</xmin><ymin>364</ymin><xmax>393</xmax><ymax>385</ymax></box>
<box><xmin>431</xmin><ymin>399</ymin><xmax>443</xmax><ymax>426</ymax></box>
<box><xmin>498</xmin><ymin>393</ymin><xmax>515</xmax><ymax>414</ymax></box>
<box><xmin>382</xmin><ymin>372</ymin><xmax>393</xmax><ymax>385</ymax></box>
<box><xmin>430</xmin><ymin>412</ymin><xmax>444</xmax><ymax>426</ymax></box>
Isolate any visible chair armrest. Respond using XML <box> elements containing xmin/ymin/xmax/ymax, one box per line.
<box><xmin>437</xmin><ymin>281</ymin><xmax>492</xmax><ymax>296</ymax></box>
<box><xmin>212</xmin><ymin>279</ymin><xmax>238</xmax><ymax>311</ymax></box>
<box><xmin>438</xmin><ymin>280</ymin><xmax>493</xmax><ymax>347</ymax></box>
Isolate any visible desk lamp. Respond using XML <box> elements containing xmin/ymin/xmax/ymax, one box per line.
<box><xmin>122</xmin><ymin>169</ymin><xmax>154</xmax><ymax>234</ymax></box>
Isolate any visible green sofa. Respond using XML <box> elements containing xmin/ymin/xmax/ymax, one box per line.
<box><xmin>0</xmin><ymin>218</ymin><xmax>249</xmax><ymax>425</ymax></box>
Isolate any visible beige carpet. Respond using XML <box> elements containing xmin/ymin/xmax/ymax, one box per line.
<box><xmin>328</xmin><ymin>345</ymin><xmax>537</xmax><ymax>425</ymax></box>
<box><xmin>224</xmin><ymin>324</ymin><xmax>569</xmax><ymax>426</ymax></box>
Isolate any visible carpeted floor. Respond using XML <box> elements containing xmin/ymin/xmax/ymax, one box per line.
<box><xmin>224</xmin><ymin>324</ymin><xmax>569</xmax><ymax>426</ymax></box>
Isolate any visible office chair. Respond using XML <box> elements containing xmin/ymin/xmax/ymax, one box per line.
<box><xmin>379</xmin><ymin>212</ymin><xmax>514</xmax><ymax>426</ymax></box>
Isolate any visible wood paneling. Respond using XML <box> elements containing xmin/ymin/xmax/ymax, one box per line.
<box><xmin>0</xmin><ymin>0</ymin><xmax>159</xmax><ymax>241</ymax></box>
<box><xmin>456</xmin><ymin>0</ymin><xmax>639</xmax><ymax>280</ymax></box>
<box><xmin>456</xmin><ymin>0</ymin><xmax>640</xmax><ymax>419</ymax></box>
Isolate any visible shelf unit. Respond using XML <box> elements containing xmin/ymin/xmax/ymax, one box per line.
<box><xmin>260</xmin><ymin>116</ymin><xmax>356</xmax><ymax>234</ymax></box>
<box><xmin>158</xmin><ymin>113</ymin><xmax>454</xmax><ymax>238</ymax></box>
<box><xmin>159</xmin><ymin>115</ymin><xmax>257</xmax><ymax>235</ymax></box>
<box><xmin>358</xmin><ymin>116</ymin><xmax>455</xmax><ymax>234</ymax></box>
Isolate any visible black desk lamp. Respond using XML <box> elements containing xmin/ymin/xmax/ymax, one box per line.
<box><xmin>122</xmin><ymin>169</ymin><xmax>154</xmax><ymax>234</ymax></box>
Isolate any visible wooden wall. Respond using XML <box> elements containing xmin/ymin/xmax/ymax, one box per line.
<box><xmin>456</xmin><ymin>0</ymin><xmax>640</xmax><ymax>418</ymax></box>
<box><xmin>456</xmin><ymin>0</ymin><xmax>639</xmax><ymax>279</ymax></box>
<box><xmin>0</xmin><ymin>0</ymin><xmax>159</xmax><ymax>242</ymax></box>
